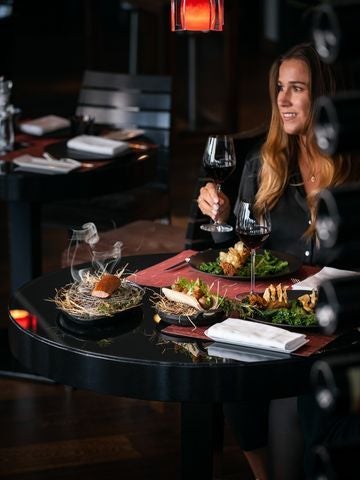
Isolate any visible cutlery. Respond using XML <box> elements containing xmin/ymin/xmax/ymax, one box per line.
<box><xmin>165</xmin><ymin>257</ymin><xmax>191</xmax><ymax>271</ymax></box>
<box><xmin>291</xmin><ymin>278</ymin><xmax>300</xmax><ymax>284</ymax></box>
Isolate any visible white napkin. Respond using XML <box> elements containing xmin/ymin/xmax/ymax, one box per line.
<box><xmin>13</xmin><ymin>154</ymin><xmax>81</xmax><ymax>174</ymax></box>
<box><xmin>67</xmin><ymin>135</ymin><xmax>128</xmax><ymax>156</ymax></box>
<box><xmin>19</xmin><ymin>115</ymin><xmax>70</xmax><ymax>136</ymax></box>
<box><xmin>204</xmin><ymin>318</ymin><xmax>308</xmax><ymax>353</ymax></box>
<box><xmin>292</xmin><ymin>267</ymin><xmax>360</xmax><ymax>291</ymax></box>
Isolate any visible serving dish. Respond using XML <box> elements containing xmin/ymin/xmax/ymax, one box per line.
<box><xmin>239</xmin><ymin>289</ymin><xmax>319</xmax><ymax>331</ymax></box>
<box><xmin>54</xmin><ymin>278</ymin><xmax>145</xmax><ymax>326</ymax></box>
<box><xmin>155</xmin><ymin>307</ymin><xmax>225</xmax><ymax>327</ymax></box>
<box><xmin>189</xmin><ymin>248</ymin><xmax>301</xmax><ymax>280</ymax></box>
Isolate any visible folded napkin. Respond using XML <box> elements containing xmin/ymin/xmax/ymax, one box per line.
<box><xmin>205</xmin><ymin>318</ymin><xmax>308</xmax><ymax>353</ymax></box>
<box><xmin>13</xmin><ymin>154</ymin><xmax>81</xmax><ymax>174</ymax></box>
<box><xmin>292</xmin><ymin>267</ymin><xmax>360</xmax><ymax>291</ymax></box>
<box><xmin>67</xmin><ymin>135</ymin><xmax>128</xmax><ymax>156</ymax></box>
<box><xmin>19</xmin><ymin>115</ymin><xmax>70</xmax><ymax>136</ymax></box>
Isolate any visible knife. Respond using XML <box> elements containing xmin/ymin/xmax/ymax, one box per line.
<box><xmin>164</xmin><ymin>257</ymin><xmax>191</xmax><ymax>271</ymax></box>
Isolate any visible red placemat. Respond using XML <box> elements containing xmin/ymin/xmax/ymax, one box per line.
<box><xmin>160</xmin><ymin>323</ymin><xmax>336</xmax><ymax>357</ymax></box>
<box><xmin>128</xmin><ymin>250</ymin><xmax>320</xmax><ymax>299</ymax></box>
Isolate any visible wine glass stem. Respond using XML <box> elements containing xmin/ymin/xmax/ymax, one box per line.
<box><xmin>250</xmin><ymin>248</ymin><xmax>256</xmax><ymax>294</ymax></box>
<box><xmin>213</xmin><ymin>183</ymin><xmax>221</xmax><ymax>225</ymax></box>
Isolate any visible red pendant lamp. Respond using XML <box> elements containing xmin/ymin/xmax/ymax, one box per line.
<box><xmin>171</xmin><ymin>0</ymin><xmax>224</xmax><ymax>32</ymax></box>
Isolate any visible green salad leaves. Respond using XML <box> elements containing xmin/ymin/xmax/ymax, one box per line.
<box><xmin>257</xmin><ymin>302</ymin><xmax>317</xmax><ymax>327</ymax></box>
<box><xmin>199</xmin><ymin>249</ymin><xmax>288</xmax><ymax>277</ymax></box>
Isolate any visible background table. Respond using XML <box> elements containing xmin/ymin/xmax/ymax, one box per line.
<box><xmin>8</xmin><ymin>253</ymin><xmax>331</xmax><ymax>479</ymax></box>
<box><xmin>0</xmin><ymin>134</ymin><xmax>157</xmax><ymax>291</ymax></box>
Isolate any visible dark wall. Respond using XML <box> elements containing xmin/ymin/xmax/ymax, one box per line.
<box><xmin>0</xmin><ymin>1</ymin><xmax>271</xmax><ymax>130</ymax></box>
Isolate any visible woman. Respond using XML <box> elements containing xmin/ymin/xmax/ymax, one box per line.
<box><xmin>197</xmin><ymin>43</ymin><xmax>360</xmax><ymax>479</ymax></box>
<box><xmin>198</xmin><ymin>43</ymin><xmax>356</xmax><ymax>265</ymax></box>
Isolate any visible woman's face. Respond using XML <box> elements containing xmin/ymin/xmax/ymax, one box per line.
<box><xmin>277</xmin><ymin>58</ymin><xmax>311</xmax><ymax>136</ymax></box>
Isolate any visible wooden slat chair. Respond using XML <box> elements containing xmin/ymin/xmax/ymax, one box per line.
<box><xmin>185</xmin><ymin>126</ymin><xmax>267</xmax><ymax>251</ymax></box>
<box><xmin>77</xmin><ymin>71</ymin><xmax>171</xmax><ymax>148</ymax></box>
<box><xmin>43</xmin><ymin>71</ymin><xmax>173</xmax><ymax>232</ymax></box>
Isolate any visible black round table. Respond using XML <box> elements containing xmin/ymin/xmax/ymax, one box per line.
<box><xmin>8</xmin><ymin>253</ymin><xmax>321</xmax><ymax>479</ymax></box>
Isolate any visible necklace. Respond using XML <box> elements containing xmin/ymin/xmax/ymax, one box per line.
<box><xmin>298</xmin><ymin>151</ymin><xmax>319</xmax><ymax>184</ymax></box>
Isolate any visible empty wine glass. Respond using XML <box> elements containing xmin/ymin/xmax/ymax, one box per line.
<box><xmin>236</xmin><ymin>201</ymin><xmax>271</xmax><ymax>294</ymax></box>
<box><xmin>200</xmin><ymin>134</ymin><xmax>236</xmax><ymax>233</ymax></box>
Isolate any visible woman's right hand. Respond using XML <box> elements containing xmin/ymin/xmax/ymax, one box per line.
<box><xmin>197</xmin><ymin>182</ymin><xmax>231</xmax><ymax>223</ymax></box>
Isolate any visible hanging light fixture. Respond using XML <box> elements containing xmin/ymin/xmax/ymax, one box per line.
<box><xmin>171</xmin><ymin>0</ymin><xmax>224</xmax><ymax>32</ymax></box>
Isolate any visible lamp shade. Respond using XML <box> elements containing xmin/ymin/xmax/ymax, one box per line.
<box><xmin>171</xmin><ymin>0</ymin><xmax>224</xmax><ymax>32</ymax></box>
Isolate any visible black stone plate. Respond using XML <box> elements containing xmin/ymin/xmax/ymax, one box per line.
<box><xmin>156</xmin><ymin>307</ymin><xmax>226</xmax><ymax>327</ymax></box>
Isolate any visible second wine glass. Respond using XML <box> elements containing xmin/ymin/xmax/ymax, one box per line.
<box><xmin>236</xmin><ymin>201</ymin><xmax>271</xmax><ymax>294</ymax></box>
<box><xmin>200</xmin><ymin>135</ymin><xmax>236</xmax><ymax>233</ymax></box>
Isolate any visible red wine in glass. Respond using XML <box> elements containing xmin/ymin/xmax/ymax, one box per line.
<box><xmin>200</xmin><ymin>135</ymin><xmax>236</xmax><ymax>233</ymax></box>
<box><xmin>237</xmin><ymin>227</ymin><xmax>271</xmax><ymax>250</ymax></box>
<box><xmin>236</xmin><ymin>202</ymin><xmax>271</xmax><ymax>294</ymax></box>
<box><xmin>203</xmin><ymin>165</ymin><xmax>235</xmax><ymax>185</ymax></box>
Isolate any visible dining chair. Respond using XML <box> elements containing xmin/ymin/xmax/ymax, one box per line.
<box><xmin>43</xmin><ymin>70</ymin><xmax>173</xmax><ymax>232</ymax></box>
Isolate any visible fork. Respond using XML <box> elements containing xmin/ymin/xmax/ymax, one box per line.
<box><xmin>291</xmin><ymin>278</ymin><xmax>300</xmax><ymax>284</ymax></box>
<box><xmin>165</xmin><ymin>257</ymin><xmax>190</xmax><ymax>271</ymax></box>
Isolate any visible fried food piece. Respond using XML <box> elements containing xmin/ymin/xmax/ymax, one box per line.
<box><xmin>297</xmin><ymin>289</ymin><xmax>318</xmax><ymax>313</ymax></box>
<box><xmin>91</xmin><ymin>273</ymin><xmax>120</xmax><ymax>298</ymax></box>
<box><xmin>263</xmin><ymin>284</ymin><xmax>276</xmax><ymax>303</ymax></box>
<box><xmin>220</xmin><ymin>261</ymin><xmax>237</xmax><ymax>276</ymax></box>
<box><xmin>219</xmin><ymin>242</ymin><xmax>250</xmax><ymax>272</ymax></box>
<box><xmin>263</xmin><ymin>283</ymin><xmax>289</xmax><ymax>307</ymax></box>
<box><xmin>247</xmin><ymin>293</ymin><xmax>268</xmax><ymax>308</ymax></box>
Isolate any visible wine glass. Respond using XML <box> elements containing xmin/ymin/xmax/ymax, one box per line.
<box><xmin>200</xmin><ymin>134</ymin><xmax>236</xmax><ymax>232</ymax></box>
<box><xmin>236</xmin><ymin>201</ymin><xmax>271</xmax><ymax>294</ymax></box>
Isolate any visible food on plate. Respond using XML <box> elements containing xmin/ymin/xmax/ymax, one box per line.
<box><xmin>243</xmin><ymin>284</ymin><xmax>318</xmax><ymax>327</ymax></box>
<box><xmin>218</xmin><ymin>242</ymin><xmax>250</xmax><ymax>276</ymax></box>
<box><xmin>199</xmin><ymin>242</ymin><xmax>289</xmax><ymax>277</ymax></box>
<box><xmin>164</xmin><ymin>278</ymin><xmax>220</xmax><ymax>311</ymax></box>
<box><xmin>53</xmin><ymin>270</ymin><xmax>144</xmax><ymax>320</ymax></box>
<box><xmin>249</xmin><ymin>283</ymin><xmax>289</xmax><ymax>309</ymax></box>
<box><xmin>91</xmin><ymin>273</ymin><xmax>121</xmax><ymax>298</ymax></box>
<box><xmin>152</xmin><ymin>278</ymin><xmax>258</xmax><ymax>327</ymax></box>
<box><xmin>297</xmin><ymin>290</ymin><xmax>317</xmax><ymax>313</ymax></box>
<box><xmin>151</xmin><ymin>277</ymin><xmax>223</xmax><ymax>322</ymax></box>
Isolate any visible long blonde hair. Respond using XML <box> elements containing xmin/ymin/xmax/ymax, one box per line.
<box><xmin>255</xmin><ymin>43</ymin><xmax>353</xmax><ymax>232</ymax></box>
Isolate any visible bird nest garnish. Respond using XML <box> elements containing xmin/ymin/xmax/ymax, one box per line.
<box><xmin>53</xmin><ymin>270</ymin><xmax>144</xmax><ymax>320</ymax></box>
<box><xmin>151</xmin><ymin>293</ymin><xmax>199</xmax><ymax>317</ymax></box>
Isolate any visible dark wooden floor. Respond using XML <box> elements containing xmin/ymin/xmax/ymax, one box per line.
<box><xmin>0</xmin><ymin>376</ymin><xmax>255</xmax><ymax>480</ymax></box>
